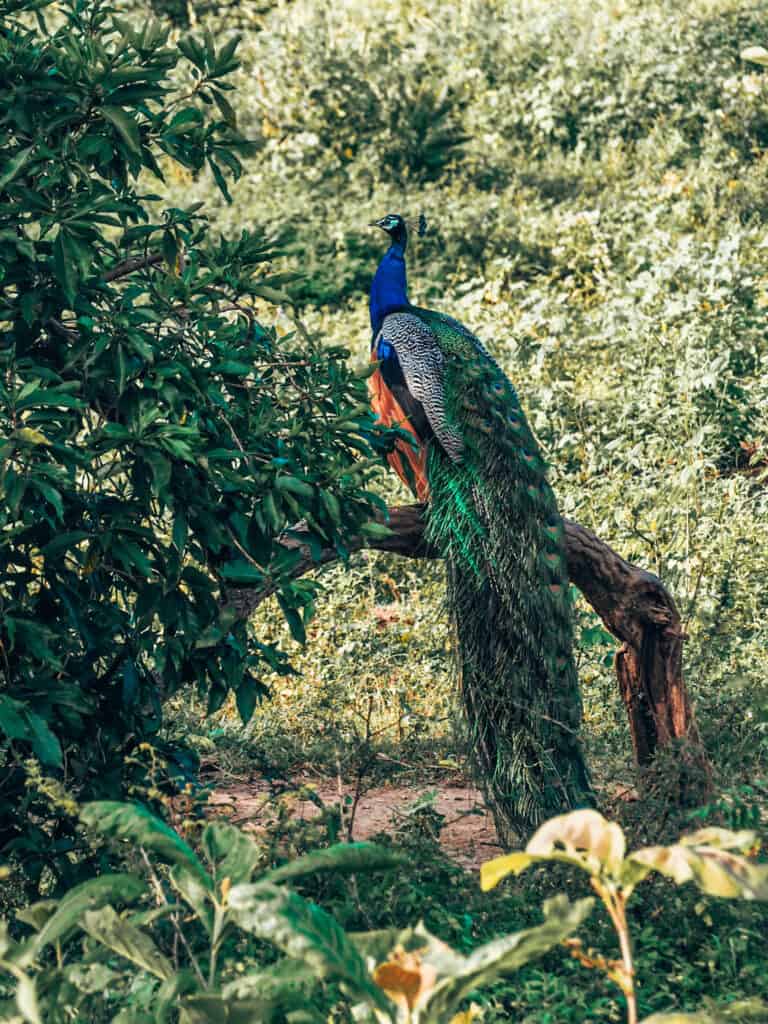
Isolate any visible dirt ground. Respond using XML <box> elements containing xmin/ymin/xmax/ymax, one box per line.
<box><xmin>208</xmin><ymin>775</ymin><xmax>505</xmax><ymax>871</ymax></box>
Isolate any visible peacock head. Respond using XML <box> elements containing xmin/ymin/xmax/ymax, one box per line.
<box><xmin>370</xmin><ymin>213</ymin><xmax>427</xmax><ymax>248</ymax></box>
<box><xmin>371</xmin><ymin>213</ymin><xmax>408</xmax><ymax>245</ymax></box>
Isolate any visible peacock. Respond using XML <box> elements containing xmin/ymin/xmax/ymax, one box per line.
<box><xmin>367</xmin><ymin>212</ymin><xmax>593</xmax><ymax>843</ymax></box>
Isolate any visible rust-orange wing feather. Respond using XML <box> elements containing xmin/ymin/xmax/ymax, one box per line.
<box><xmin>368</xmin><ymin>353</ymin><xmax>430</xmax><ymax>501</ymax></box>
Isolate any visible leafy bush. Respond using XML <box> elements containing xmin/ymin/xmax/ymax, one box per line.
<box><xmin>0</xmin><ymin>0</ymin><xmax>396</xmax><ymax>889</ymax></box>
<box><xmin>483</xmin><ymin>809</ymin><xmax>768</xmax><ymax>1024</ymax></box>
<box><xmin>0</xmin><ymin>800</ymin><xmax>591</xmax><ymax>1023</ymax></box>
<box><xmin>1</xmin><ymin>804</ymin><xmax>765</xmax><ymax>1023</ymax></box>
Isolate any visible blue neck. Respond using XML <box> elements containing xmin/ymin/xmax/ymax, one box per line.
<box><xmin>369</xmin><ymin>241</ymin><xmax>408</xmax><ymax>337</ymax></box>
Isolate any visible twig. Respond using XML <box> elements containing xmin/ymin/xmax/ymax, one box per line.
<box><xmin>140</xmin><ymin>847</ymin><xmax>207</xmax><ymax>988</ymax></box>
<box><xmin>103</xmin><ymin>252</ymin><xmax>164</xmax><ymax>282</ymax></box>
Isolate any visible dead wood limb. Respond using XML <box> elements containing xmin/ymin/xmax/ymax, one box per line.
<box><xmin>225</xmin><ymin>503</ymin><xmax>710</xmax><ymax>799</ymax></box>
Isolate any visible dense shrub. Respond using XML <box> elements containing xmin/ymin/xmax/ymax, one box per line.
<box><xmin>0</xmin><ymin>0</ymin><xmax>396</xmax><ymax>889</ymax></box>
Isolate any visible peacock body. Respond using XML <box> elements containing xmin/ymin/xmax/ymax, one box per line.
<box><xmin>367</xmin><ymin>213</ymin><xmax>592</xmax><ymax>842</ymax></box>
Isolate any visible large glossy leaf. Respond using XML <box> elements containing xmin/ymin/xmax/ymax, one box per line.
<box><xmin>33</xmin><ymin>873</ymin><xmax>146</xmax><ymax>951</ymax></box>
<box><xmin>80</xmin><ymin>802</ymin><xmax>209</xmax><ymax>885</ymax></box>
<box><xmin>262</xmin><ymin>842</ymin><xmax>405</xmax><ymax>885</ymax></box>
<box><xmin>101</xmin><ymin>106</ymin><xmax>142</xmax><ymax>154</ymax></box>
<box><xmin>170</xmin><ymin>866</ymin><xmax>214</xmax><ymax>936</ymax></box>
<box><xmin>628</xmin><ymin>839</ymin><xmax>768</xmax><ymax>901</ymax></box>
<box><xmin>201</xmin><ymin>822</ymin><xmax>261</xmax><ymax>886</ymax></box>
<box><xmin>408</xmin><ymin>896</ymin><xmax>593</xmax><ymax>1023</ymax></box>
<box><xmin>228</xmin><ymin>882</ymin><xmax>393</xmax><ymax>1016</ymax></box>
<box><xmin>221</xmin><ymin>958</ymin><xmax>318</xmax><ymax>1003</ymax></box>
<box><xmin>80</xmin><ymin>905</ymin><xmax>173</xmax><ymax>980</ymax></box>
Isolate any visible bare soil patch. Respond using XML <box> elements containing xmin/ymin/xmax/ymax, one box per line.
<box><xmin>208</xmin><ymin>775</ymin><xmax>504</xmax><ymax>871</ymax></box>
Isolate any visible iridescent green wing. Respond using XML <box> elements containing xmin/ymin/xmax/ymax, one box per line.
<box><xmin>409</xmin><ymin>306</ymin><xmax>542</xmax><ymax>468</ymax></box>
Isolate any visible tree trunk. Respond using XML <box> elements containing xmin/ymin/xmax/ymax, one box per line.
<box><xmin>225</xmin><ymin>503</ymin><xmax>710</xmax><ymax>808</ymax></box>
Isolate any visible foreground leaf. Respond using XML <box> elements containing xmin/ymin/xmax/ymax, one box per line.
<box><xmin>229</xmin><ymin>882</ymin><xmax>393</xmax><ymax>1016</ymax></box>
<box><xmin>629</xmin><ymin>834</ymin><xmax>768</xmax><ymax>901</ymax></box>
<box><xmin>481</xmin><ymin>809</ymin><xmax>625</xmax><ymax>889</ymax></box>
<box><xmin>263</xmin><ymin>842</ymin><xmax>405</xmax><ymax>885</ymax></box>
<box><xmin>33</xmin><ymin>873</ymin><xmax>146</xmax><ymax>951</ymax></box>
<box><xmin>81</xmin><ymin>905</ymin><xmax>173</xmax><ymax>980</ymax></box>
<box><xmin>202</xmin><ymin>822</ymin><xmax>261</xmax><ymax>886</ymax></box>
<box><xmin>80</xmin><ymin>802</ymin><xmax>209</xmax><ymax>885</ymax></box>
<box><xmin>421</xmin><ymin>896</ymin><xmax>594</xmax><ymax>1023</ymax></box>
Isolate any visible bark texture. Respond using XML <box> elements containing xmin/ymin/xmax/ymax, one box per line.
<box><xmin>225</xmin><ymin>503</ymin><xmax>710</xmax><ymax>800</ymax></box>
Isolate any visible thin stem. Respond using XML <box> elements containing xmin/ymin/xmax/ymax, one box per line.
<box><xmin>140</xmin><ymin>848</ymin><xmax>207</xmax><ymax>988</ymax></box>
<box><xmin>208</xmin><ymin>903</ymin><xmax>227</xmax><ymax>988</ymax></box>
<box><xmin>593</xmin><ymin>880</ymin><xmax>637</xmax><ymax>1024</ymax></box>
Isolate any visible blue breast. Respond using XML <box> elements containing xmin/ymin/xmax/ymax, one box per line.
<box><xmin>370</xmin><ymin>243</ymin><xmax>409</xmax><ymax>337</ymax></box>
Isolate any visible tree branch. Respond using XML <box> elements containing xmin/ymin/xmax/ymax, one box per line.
<box><xmin>224</xmin><ymin>503</ymin><xmax>710</xmax><ymax>799</ymax></box>
<box><xmin>103</xmin><ymin>252</ymin><xmax>164</xmax><ymax>282</ymax></box>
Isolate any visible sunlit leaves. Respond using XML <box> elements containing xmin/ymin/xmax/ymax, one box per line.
<box><xmin>482</xmin><ymin>810</ymin><xmax>768</xmax><ymax>902</ymax></box>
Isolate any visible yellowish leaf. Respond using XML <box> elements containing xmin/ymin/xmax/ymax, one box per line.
<box><xmin>480</xmin><ymin>852</ymin><xmax>534</xmax><ymax>891</ymax></box>
<box><xmin>527</xmin><ymin>810</ymin><xmax>626</xmax><ymax>876</ymax></box>
<box><xmin>373</xmin><ymin>949</ymin><xmax>437</xmax><ymax>1011</ymax></box>
<box><xmin>741</xmin><ymin>45</ymin><xmax>768</xmax><ymax>66</ymax></box>
<box><xmin>16</xmin><ymin>427</ymin><xmax>49</xmax><ymax>446</ymax></box>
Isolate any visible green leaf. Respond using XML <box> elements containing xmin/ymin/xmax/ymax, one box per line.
<box><xmin>229</xmin><ymin>883</ymin><xmax>393</xmax><ymax>1014</ymax></box>
<box><xmin>53</xmin><ymin>230</ymin><xmax>78</xmax><ymax>304</ymax></box>
<box><xmin>179</xmin><ymin>994</ymin><xmax>289</xmax><ymax>1024</ymax></box>
<box><xmin>65</xmin><ymin>963</ymin><xmax>119</xmax><ymax>995</ymax></box>
<box><xmin>16</xmin><ymin>973</ymin><xmax>41</xmax><ymax>1024</ymax></box>
<box><xmin>201</xmin><ymin>822</ymin><xmax>261</xmax><ymax>886</ymax></box>
<box><xmin>155</xmin><ymin>969</ymin><xmax>200</xmax><ymax>1024</ymax></box>
<box><xmin>101</xmin><ymin>106</ymin><xmax>142</xmax><ymax>155</ymax></box>
<box><xmin>274</xmin><ymin>475</ymin><xmax>315</xmax><ymax>500</ymax></box>
<box><xmin>211</xmin><ymin>89</ymin><xmax>237</xmax><ymax>127</ymax></box>
<box><xmin>235</xmin><ymin>676</ymin><xmax>261</xmax><ymax>725</ymax></box>
<box><xmin>34</xmin><ymin>874</ymin><xmax>146</xmax><ymax>951</ymax></box>
<box><xmin>172</xmin><ymin>513</ymin><xmax>188</xmax><ymax>552</ymax></box>
<box><xmin>276</xmin><ymin>599</ymin><xmax>306</xmax><ymax>644</ymax></box>
<box><xmin>169</xmin><ymin>866</ymin><xmax>214</xmax><ymax>937</ymax></box>
<box><xmin>24</xmin><ymin>710</ymin><xmax>63</xmax><ymax>766</ymax></box>
<box><xmin>219</xmin><ymin>559</ymin><xmax>263</xmax><ymax>584</ymax></box>
<box><xmin>15</xmin><ymin>900</ymin><xmax>58</xmax><ymax>933</ymax></box>
<box><xmin>420</xmin><ymin>896</ymin><xmax>594</xmax><ymax>1022</ymax></box>
<box><xmin>358</xmin><ymin>521</ymin><xmax>395</xmax><ymax>540</ymax></box>
<box><xmin>263</xmin><ymin>843</ymin><xmax>405</xmax><ymax>885</ymax></box>
<box><xmin>0</xmin><ymin>695</ymin><xmax>30</xmax><ymax>742</ymax></box>
<box><xmin>80</xmin><ymin>802</ymin><xmax>210</xmax><ymax>885</ymax></box>
<box><xmin>251</xmin><ymin>283</ymin><xmax>292</xmax><ymax>304</ymax></box>
<box><xmin>0</xmin><ymin>146</ymin><xmax>35</xmax><ymax>191</ymax></box>
<box><xmin>81</xmin><ymin>904</ymin><xmax>173</xmax><ymax>980</ymax></box>
<box><xmin>31</xmin><ymin>479</ymin><xmax>64</xmax><ymax>522</ymax></box>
